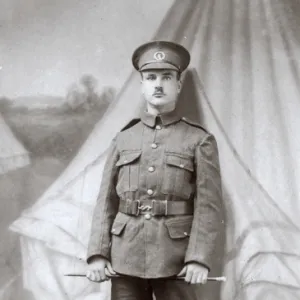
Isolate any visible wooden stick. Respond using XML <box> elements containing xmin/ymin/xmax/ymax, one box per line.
<box><xmin>64</xmin><ymin>273</ymin><xmax>226</xmax><ymax>282</ymax></box>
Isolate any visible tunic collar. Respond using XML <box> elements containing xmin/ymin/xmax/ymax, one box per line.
<box><xmin>140</xmin><ymin>109</ymin><xmax>182</xmax><ymax>127</ymax></box>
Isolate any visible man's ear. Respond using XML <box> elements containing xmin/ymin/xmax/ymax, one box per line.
<box><xmin>177</xmin><ymin>80</ymin><xmax>182</xmax><ymax>93</ymax></box>
<box><xmin>140</xmin><ymin>72</ymin><xmax>144</xmax><ymax>83</ymax></box>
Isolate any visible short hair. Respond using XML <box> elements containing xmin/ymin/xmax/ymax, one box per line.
<box><xmin>140</xmin><ymin>71</ymin><xmax>181</xmax><ymax>81</ymax></box>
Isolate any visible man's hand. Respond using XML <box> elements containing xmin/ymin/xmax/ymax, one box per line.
<box><xmin>86</xmin><ymin>256</ymin><xmax>116</xmax><ymax>282</ymax></box>
<box><xmin>177</xmin><ymin>262</ymin><xmax>209</xmax><ymax>284</ymax></box>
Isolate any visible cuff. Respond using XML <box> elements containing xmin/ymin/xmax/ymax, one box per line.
<box><xmin>184</xmin><ymin>260</ymin><xmax>210</xmax><ymax>272</ymax></box>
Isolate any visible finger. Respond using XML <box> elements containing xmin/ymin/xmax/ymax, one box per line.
<box><xmin>86</xmin><ymin>270</ymin><xmax>91</xmax><ymax>279</ymax></box>
<box><xmin>185</xmin><ymin>269</ymin><xmax>193</xmax><ymax>283</ymax></box>
<box><xmin>190</xmin><ymin>272</ymin><xmax>199</xmax><ymax>285</ymax></box>
<box><xmin>99</xmin><ymin>269</ymin><xmax>107</xmax><ymax>282</ymax></box>
<box><xmin>89</xmin><ymin>271</ymin><xmax>97</xmax><ymax>282</ymax></box>
<box><xmin>94</xmin><ymin>270</ymin><xmax>101</xmax><ymax>282</ymax></box>
<box><xmin>177</xmin><ymin>266</ymin><xmax>187</xmax><ymax>277</ymax></box>
<box><xmin>105</xmin><ymin>268</ymin><xmax>114</xmax><ymax>278</ymax></box>
<box><xmin>107</xmin><ymin>263</ymin><xmax>117</xmax><ymax>275</ymax></box>
<box><xmin>196</xmin><ymin>273</ymin><xmax>204</xmax><ymax>284</ymax></box>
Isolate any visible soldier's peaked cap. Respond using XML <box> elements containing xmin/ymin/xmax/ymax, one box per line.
<box><xmin>132</xmin><ymin>41</ymin><xmax>190</xmax><ymax>73</ymax></box>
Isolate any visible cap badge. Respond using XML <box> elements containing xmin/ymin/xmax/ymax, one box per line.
<box><xmin>153</xmin><ymin>51</ymin><xmax>165</xmax><ymax>61</ymax></box>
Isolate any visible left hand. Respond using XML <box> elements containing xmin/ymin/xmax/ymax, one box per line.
<box><xmin>177</xmin><ymin>262</ymin><xmax>209</xmax><ymax>284</ymax></box>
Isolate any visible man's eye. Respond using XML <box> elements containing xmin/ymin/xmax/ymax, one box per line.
<box><xmin>164</xmin><ymin>76</ymin><xmax>171</xmax><ymax>80</ymax></box>
<box><xmin>147</xmin><ymin>76</ymin><xmax>155</xmax><ymax>80</ymax></box>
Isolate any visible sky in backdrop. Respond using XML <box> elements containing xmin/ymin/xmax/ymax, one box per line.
<box><xmin>0</xmin><ymin>0</ymin><xmax>173</xmax><ymax>98</ymax></box>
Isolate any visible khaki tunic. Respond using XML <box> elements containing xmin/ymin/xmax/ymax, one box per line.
<box><xmin>87</xmin><ymin>109</ymin><xmax>222</xmax><ymax>278</ymax></box>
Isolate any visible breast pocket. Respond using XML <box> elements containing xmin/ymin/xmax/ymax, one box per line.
<box><xmin>161</xmin><ymin>152</ymin><xmax>195</xmax><ymax>199</ymax></box>
<box><xmin>116</xmin><ymin>150</ymin><xmax>141</xmax><ymax>193</ymax></box>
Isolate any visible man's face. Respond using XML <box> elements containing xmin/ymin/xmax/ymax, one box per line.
<box><xmin>140</xmin><ymin>69</ymin><xmax>181</xmax><ymax>108</ymax></box>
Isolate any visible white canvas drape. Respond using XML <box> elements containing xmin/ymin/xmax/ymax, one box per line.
<box><xmin>193</xmin><ymin>1</ymin><xmax>300</xmax><ymax>299</ymax></box>
<box><xmin>6</xmin><ymin>0</ymin><xmax>300</xmax><ymax>299</ymax></box>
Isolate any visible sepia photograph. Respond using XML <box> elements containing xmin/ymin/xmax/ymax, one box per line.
<box><xmin>1</xmin><ymin>0</ymin><xmax>300</xmax><ymax>299</ymax></box>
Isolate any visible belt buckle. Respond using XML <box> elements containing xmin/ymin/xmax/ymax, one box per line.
<box><xmin>151</xmin><ymin>200</ymin><xmax>156</xmax><ymax>216</ymax></box>
<box><xmin>137</xmin><ymin>201</ymin><xmax>152</xmax><ymax>215</ymax></box>
<box><xmin>151</xmin><ymin>200</ymin><xmax>168</xmax><ymax>216</ymax></box>
<box><xmin>163</xmin><ymin>200</ymin><xmax>168</xmax><ymax>216</ymax></box>
<box><xmin>134</xmin><ymin>200</ymin><xmax>141</xmax><ymax>216</ymax></box>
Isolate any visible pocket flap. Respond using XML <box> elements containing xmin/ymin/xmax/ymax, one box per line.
<box><xmin>111</xmin><ymin>222</ymin><xmax>126</xmax><ymax>235</ymax></box>
<box><xmin>116</xmin><ymin>150</ymin><xmax>141</xmax><ymax>167</ymax></box>
<box><xmin>165</xmin><ymin>216</ymin><xmax>193</xmax><ymax>239</ymax></box>
<box><xmin>165</xmin><ymin>153</ymin><xmax>194</xmax><ymax>172</ymax></box>
<box><xmin>110</xmin><ymin>213</ymin><xmax>130</xmax><ymax>235</ymax></box>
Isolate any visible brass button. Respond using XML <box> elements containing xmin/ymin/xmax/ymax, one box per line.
<box><xmin>155</xmin><ymin>125</ymin><xmax>162</xmax><ymax>130</ymax></box>
<box><xmin>151</xmin><ymin>143</ymin><xmax>158</xmax><ymax>149</ymax></box>
<box><xmin>112</xmin><ymin>229</ymin><xmax>116</xmax><ymax>233</ymax></box>
<box><xmin>147</xmin><ymin>189</ymin><xmax>154</xmax><ymax>195</ymax></box>
<box><xmin>183</xmin><ymin>232</ymin><xmax>188</xmax><ymax>236</ymax></box>
<box><xmin>148</xmin><ymin>166</ymin><xmax>155</xmax><ymax>172</ymax></box>
<box><xmin>179</xmin><ymin>164</ymin><xmax>185</xmax><ymax>168</ymax></box>
<box><xmin>145</xmin><ymin>213</ymin><xmax>151</xmax><ymax>220</ymax></box>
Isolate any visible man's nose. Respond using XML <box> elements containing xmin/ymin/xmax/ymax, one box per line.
<box><xmin>155</xmin><ymin>77</ymin><xmax>163</xmax><ymax>87</ymax></box>
<box><xmin>155</xmin><ymin>86</ymin><xmax>163</xmax><ymax>93</ymax></box>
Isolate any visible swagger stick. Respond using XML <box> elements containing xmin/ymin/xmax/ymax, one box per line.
<box><xmin>64</xmin><ymin>273</ymin><xmax>226</xmax><ymax>282</ymax></box>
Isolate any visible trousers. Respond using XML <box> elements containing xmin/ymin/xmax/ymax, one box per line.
<box><xmin>111</xmin><ymin>275</ymin><xmax>202</xmax><ymax>300</ymax></box>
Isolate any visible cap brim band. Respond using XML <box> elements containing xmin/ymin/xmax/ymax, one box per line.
<box><xmin>140</xmin><ymin>62</ymin><xmax>179</xmax><ymax>71</ymax></box>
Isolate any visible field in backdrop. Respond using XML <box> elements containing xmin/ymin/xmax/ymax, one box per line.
<box><xmin>0</xmin><ymin>84</ymin><xmax>115</xmax><ymax>293</ymax></box>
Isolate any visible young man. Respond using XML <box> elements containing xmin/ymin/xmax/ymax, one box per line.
<box><xmin>86</xmin><ymin>41</ymin><xmax>222</xmax><ymax>300</ymax></box>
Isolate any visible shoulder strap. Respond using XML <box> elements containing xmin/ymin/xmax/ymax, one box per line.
<box><xmin>181</xmin><ymin>117</ymin><xmax>209</xmax><ymax>133</ymax></box>
<box><xmin>120</xmin><ymin>118</ymin><xmax>141</xmax><ymax>131</ymax></box>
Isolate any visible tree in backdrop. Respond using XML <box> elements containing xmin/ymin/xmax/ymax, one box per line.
<box><xmin>66</xmin><ymin>74</ymin><xmax>116</xmax><ymax>111</ymax></box>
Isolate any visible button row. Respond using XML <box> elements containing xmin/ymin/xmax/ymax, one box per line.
<box><xmin>148</xmin><ymin>166</ymin><xmax>155</xmax><ymax>172</ymax></box>
<box><xmin>145</xmin><ymin>213</ymin><xmax>151</xmax><ymax>220</ymax></box>
<box><xmin>147</xmin><ymin>189</ymin><xmax>153</xmax><ymax>195</ymax></box>
<box><xmin>146</xmin><ymin>189</ymin><xmax>153</xmax><ymax>220</ymax></box>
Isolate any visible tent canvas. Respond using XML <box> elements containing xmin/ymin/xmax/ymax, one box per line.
<box><xmin>7</xmin><ymin>0</ymin><xmax>300</xmax><ymax>299</ymax></box>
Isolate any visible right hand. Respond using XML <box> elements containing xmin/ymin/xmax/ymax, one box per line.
<box><xmin>86</xmin><ymin>256</ymin><xmax>116</xmax><ymax>282</ymax></box>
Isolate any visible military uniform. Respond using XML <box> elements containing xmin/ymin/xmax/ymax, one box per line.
<box><xmin>87</xmin><ymin>41</ymin><xmax>222</xmax><ymax>300</ymax></box>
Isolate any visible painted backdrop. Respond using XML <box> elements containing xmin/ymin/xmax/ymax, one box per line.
<box><xmin>2</xmin><ymin>1</ymin><xmax>300</xmax><ymax>300</ymax></box>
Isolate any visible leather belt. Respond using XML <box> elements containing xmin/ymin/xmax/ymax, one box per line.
<box><xmin>119</xmin><ymin>199</ymin><xmax>193</xmax><ymax>216</ymax></box>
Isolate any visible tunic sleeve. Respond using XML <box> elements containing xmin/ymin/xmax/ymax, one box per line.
<box><xmin>184</xmin><ymin>134</ymin><xmax>223</xmax><ymax>271</ymax></box>
<box><xmin>86</xmin><ymin>137</ymin><xmax>119</xmax><ymax>263</ymax></box>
